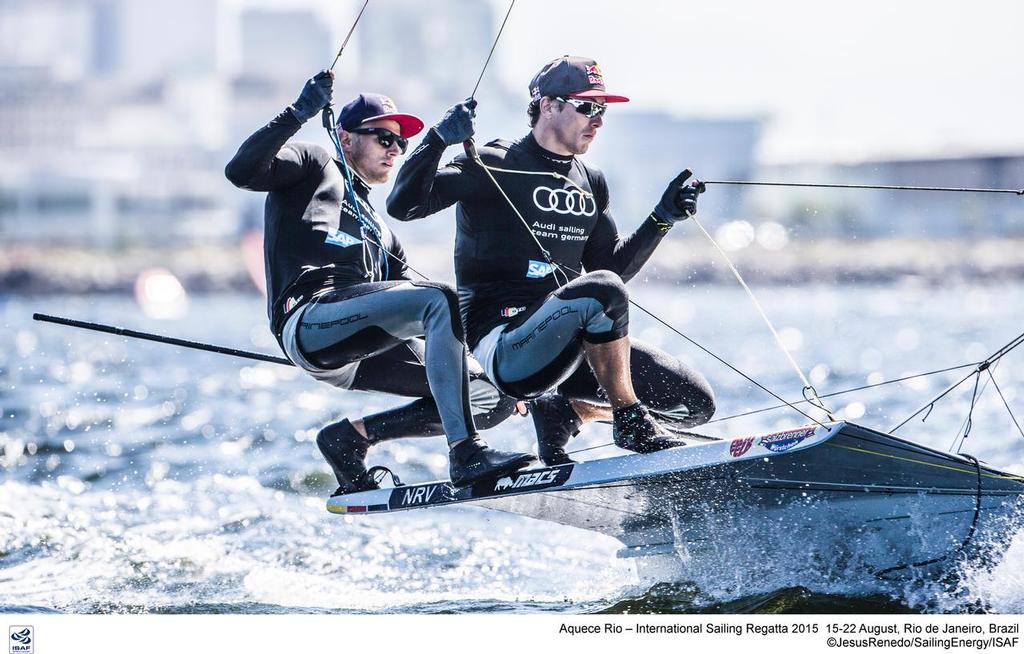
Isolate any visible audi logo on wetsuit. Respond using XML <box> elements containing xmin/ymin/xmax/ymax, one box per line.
<box><xmin>532</xmin><ymin>186</ymin><xmax>597</xmax><ymax>217</ymax></box>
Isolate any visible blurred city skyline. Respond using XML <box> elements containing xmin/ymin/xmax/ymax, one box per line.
<box><xmin>4</xmin><ymin>0</ymin><xmax>1021</xmax><ymax>160</ymax></box>
<box><xmin>0</xmin><ymin>0</ymin><xmax>1021</xmax><ymax>251</ymax></box>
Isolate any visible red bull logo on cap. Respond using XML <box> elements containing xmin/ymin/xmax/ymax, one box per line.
<box><xmin>585</xmin><ymin>64</ymin><xmax>604</xmax><ymax>86</ymax></box>
<box><xmin>380</xmin><ymin>96</ymin><xmax>396</xmax><ymax>113</ymax></box>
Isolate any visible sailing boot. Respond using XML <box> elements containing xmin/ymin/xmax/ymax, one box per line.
<box><xmin>316</xmin><ymin>419</ymin><xmax>380</xmax><ymax>495</ymax></box>
<box><xmin>612</xmin><ymin>402</ymin><xmax>687</xmax><ymax>454</ymax></box>
<box><xmin>529</xmin><ymin>394</ymin><xmax>582</xmax><ymax>466</ymax></box>
<box><xmin>448</xmin><ymin>436</ymin><xmax>535</xmax><ymax>488</ymax></box>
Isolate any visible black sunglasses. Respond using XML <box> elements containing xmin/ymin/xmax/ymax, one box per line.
<box><xmin>556</xmin><ymin>96</ymin><xmax>607</xmax><ymax>119</ymax></box>
<box><xmin>351</xmin><ymin>127</ymin><xmax>409</xmax><ymax>153</ymax></box>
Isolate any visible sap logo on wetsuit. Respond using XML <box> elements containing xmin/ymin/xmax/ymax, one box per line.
<box><xmin>325</xmin><ymin>229</ymin><xmax>362</xmax><ymax>248</ymax></box>
<box><xmin>526</xmin><ymin>260</ymin><xmax>556</xmax><ymax>279</ymax></box>
<box><xmin>492</xmin><ymin>468</ymin><xmax>566</xmax><ymax>493</ymax></box>
<box><xmin>532</xmin><ymin>186</ymin><xmax>596</xmax><ymax>217</ymax></box>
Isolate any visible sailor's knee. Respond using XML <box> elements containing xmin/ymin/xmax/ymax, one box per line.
<box><xmin>418</xmin><ymin>281</ymin><xmax>457</xmax><ymax>307</ymax></box>
<box><xmin>565</xmin><ymin>270</ymin><xmax>629</xmax><ymax>318</ymax></box>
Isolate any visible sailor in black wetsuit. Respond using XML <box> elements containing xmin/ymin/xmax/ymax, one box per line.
<box><xmin>225</xmin><ymin>71</ymin><xmax>533</xmax><ymax>493</ymax></box>
<box><xmin>388</xmin><ymin>56</ymin><xmax>715</xmax><ymax>464</ymax></box>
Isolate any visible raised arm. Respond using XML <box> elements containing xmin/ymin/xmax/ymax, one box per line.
<box><xmin>224</xmin><ymin>71</ymin><xmax>334</xmax><ymax>192</ymax></box>
<box><xmin>582</xmin><ymin>168</ymin><xmax>705</xmax><ymax>283</ymax></box>
<box><xmin>386</xmin><ymin>99</ymin><xmax>484</xmax><ymax>221</ymax></box>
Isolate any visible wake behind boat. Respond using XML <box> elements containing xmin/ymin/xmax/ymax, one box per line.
<box><xmin>327</xmin><ymin>421</ymin><xmax>1024</xmax><ymax>580</ymax></box>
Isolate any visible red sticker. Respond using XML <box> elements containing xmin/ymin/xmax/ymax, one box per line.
<box><xmin>730</xmin><ymin>437</ymin><xmax>754</xmax><ymax>457</ymax></box>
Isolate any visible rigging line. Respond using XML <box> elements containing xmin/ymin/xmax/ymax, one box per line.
<box><xmin>689</xmin><ymin>214</ymin><xmax>835</xmax><ymax>420</ymax></box>
<box><xmin>329</xmin><ymin>0</ymin><xmax>370</xmax><ymax>71</ymax></box>
<box><xmin>986</xmin><ymin>367</ymin><xmax>1024</xmax><ymax>440</ymax></box>
<box><xmin>625</xmin><ymin>297</ymin><xmax>827</xmax><ymax>428</ymax></box>
<box><xmin>706</xmin><ymin>361</ymin><xmax>982</xmax><ymax>425</ymax></box>
<box><xmin>477</xmin><ymin>163</ymin><xmax>594</xmax><ymax>197</ymax></box>
<box><xmin>891</xmin><ymin>329</ymin><xmax>1024</xmax><ymax>433</ymax></box>
<box><xmin>466</xmin><ymin>146</ymin><xmax>553</xmax><ymax>262</ymax></box>
<box><xmin>704</xmin><ymin>180</ymin><xmax>1024</xmax><ymax>196</ymax></box>
<box><xmin>463</xmin><ymin>145</ymin><xmax>827</xmax><ymax>428</ymax></box>
<box><xmin>470</xmin><ymin>0</ymin><xmax>516</xmax><ymax>102</ymax></box>
<box><xmin>327</xmin><ymin>119</ymin><xmax>388</xmax><ymax>280</ymax></box>
<box><xmin>958</xmin><ymin>372</ymin><xmax>984</xmax><ymax>451</ymax></box>
<box><xmin>948</xmin><ymin>359</ymin><xmax>1002</xmax><ymax>454</ymax></box>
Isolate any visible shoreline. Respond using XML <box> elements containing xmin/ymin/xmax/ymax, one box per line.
<box><xmin>2</xmin><ymin>238</ymin><xmax>1024</xmax><ymax>295</ymax></box>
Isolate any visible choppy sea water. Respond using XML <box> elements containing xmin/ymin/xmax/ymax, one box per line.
<box><xmin>2</xmin><ymin>282</ymin><xmax>1023</xmax><ymax>614</ymax></box>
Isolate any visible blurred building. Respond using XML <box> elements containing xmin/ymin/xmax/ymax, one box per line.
<box><xmin>591</xmin><ymin>114</ymin><xmax>762</xmax><ymax>229</ymax></box>
<box><xmin>240</xmin><ymin>9</ymin><xmax>332</xmax><ymax>82</ymax></box>
<box><xmin>753</xmin><ymin>155</ymin><xmax>1024</xmax><ymax>238</ymax></box>
<box><xmin>3</xmin><ymin>0</ymin><xmax>1016</xmax><ymax>251</ymax></box>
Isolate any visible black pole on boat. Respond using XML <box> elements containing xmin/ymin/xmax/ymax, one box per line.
<box><xmin>32</xmin><ymin>313</ymin><xmax>294</xmax><ymax>367</ymax></box>
<box><xmin>704</xmin><ymin>180</ymin><xmax>1024</xmax><ymax>195</ymax></box>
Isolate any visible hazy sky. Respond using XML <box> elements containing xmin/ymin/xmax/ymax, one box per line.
<box><xmin>489</xmin><ymin>0</ymin><xmax>1023</xmax><ymax>163</ymax></box>
<box><xmin>256</xmin><ymin>0</ymin><xmax>1022</xmax><ymax>163</ymax></box>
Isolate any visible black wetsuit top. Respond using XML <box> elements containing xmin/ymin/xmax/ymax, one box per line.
<box><xmin>225</xmin><ymin>109</ymin><xmax>409</xmax><ymax>340</ymax></box>
<box><xmin>387</xmin><ymin>130</ymin><xmax>665</xmax><ymax>348</ymax></box>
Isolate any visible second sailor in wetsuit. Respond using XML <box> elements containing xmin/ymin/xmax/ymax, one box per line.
<box><xmin>225</xmin><ymin>71</ymin><xmax>534</xmax><ymax>493</ymax></box>
<box><xmin>387</xmin><ymin>56</ymin><xmax>716</xmax><ymax>465</ymax></box>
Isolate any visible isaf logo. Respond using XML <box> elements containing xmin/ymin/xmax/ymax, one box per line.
<box><xmin>9</xmin><ymin>626</ymin><xmax>33</xmax><ymax>654</ymax></box>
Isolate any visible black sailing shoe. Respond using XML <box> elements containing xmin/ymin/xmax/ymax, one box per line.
<box><xmin>529</xmin><ymin>394</ymin><xmax>582</xmax><ymax>466</ymax></box>
<box><xmin>612</xmin><ymin>402</ymin><xmax>687</xmax><ymax>454</ymax></box>
<box><xmin>448</xmin><ymin>436</ymin><xmax>535</xmax><ymax>488</ymax></box>
<box><xmin>316</xmin><ymin>419</ymin><xmax>380</xmax><ymax>495</ymax></box>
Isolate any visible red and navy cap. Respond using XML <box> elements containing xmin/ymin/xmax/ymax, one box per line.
<box><xmin>529</xmin><ymin>56</ymin><xmax>630</xmax><ymax>103</ymax></box>
<box><xmin>337</xmin><ymin>93</ymin><xmax>424</xmax><ymax>138</ymax></box>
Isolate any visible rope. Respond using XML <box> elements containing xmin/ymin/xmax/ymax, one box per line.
<box><xmin>987</xmin><ymin>368</ymin><xmax>1024</xmax><ymax>440</ymax></box>
<box><xmin>705</xmin><ymin>180</ymin><xmax>1024</xmax><ymax>195</ymax></box>
<box><xmin>689</xmin><ymin>214</ymin><xmax>835</xmax><ymax>420</ymax></box>
<box><xmin>706</xmin><ymin>361</ymin><xmax>980</xmax><ymax>425</ymax></box>
<box><xmin>470</xmin><ymin>0</ymin><xmax>516</xmax><ymax>101</ymax></box>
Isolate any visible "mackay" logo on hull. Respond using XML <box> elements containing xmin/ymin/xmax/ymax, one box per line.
<box><xmin>492</xmin><ymin>468</ymin><xmax>568</xmax><ymax>493</ymax></box>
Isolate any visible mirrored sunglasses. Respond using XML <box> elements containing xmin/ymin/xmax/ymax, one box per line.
<box><xmin>557</xmin><ymin>96</ymin><xmax>607</xmax><ymax>119</ymax></box>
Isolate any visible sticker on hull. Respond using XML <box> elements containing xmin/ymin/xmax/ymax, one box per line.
<box><xmin>758</xmin><ymin>427</ymin><xmax>816</xmax><ymax>453</ymax></box>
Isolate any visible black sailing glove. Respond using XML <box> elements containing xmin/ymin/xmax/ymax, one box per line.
<box><xmin>431</xmin><ymin>98</ymin><xmax>477</xmax><ymax>145</ymax></box>
<box><xmin>652</xmin><ymin>169</ymin><xmax>706</xmax><ymax>226</ymax></box>
<box><xmin>288</xmin><ymin>70</ymin><xmax>334</xmax><ymax>123</ymax></box>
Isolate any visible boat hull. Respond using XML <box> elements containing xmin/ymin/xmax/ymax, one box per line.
<box><xmin>327</xmin><ymin>422</ymin><xmax>1024</xmax><ymax>579</ymax></box>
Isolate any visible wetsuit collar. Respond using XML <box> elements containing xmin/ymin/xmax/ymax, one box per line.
<box><xmin>520</xmin><ymin>132</ymin><xmax>574</xmax><ymax>168</ymax></box>
<box><xmin>338</xmin><ymin>160</ymin><xmax>372</xmax><ymax>198</ymax></box>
